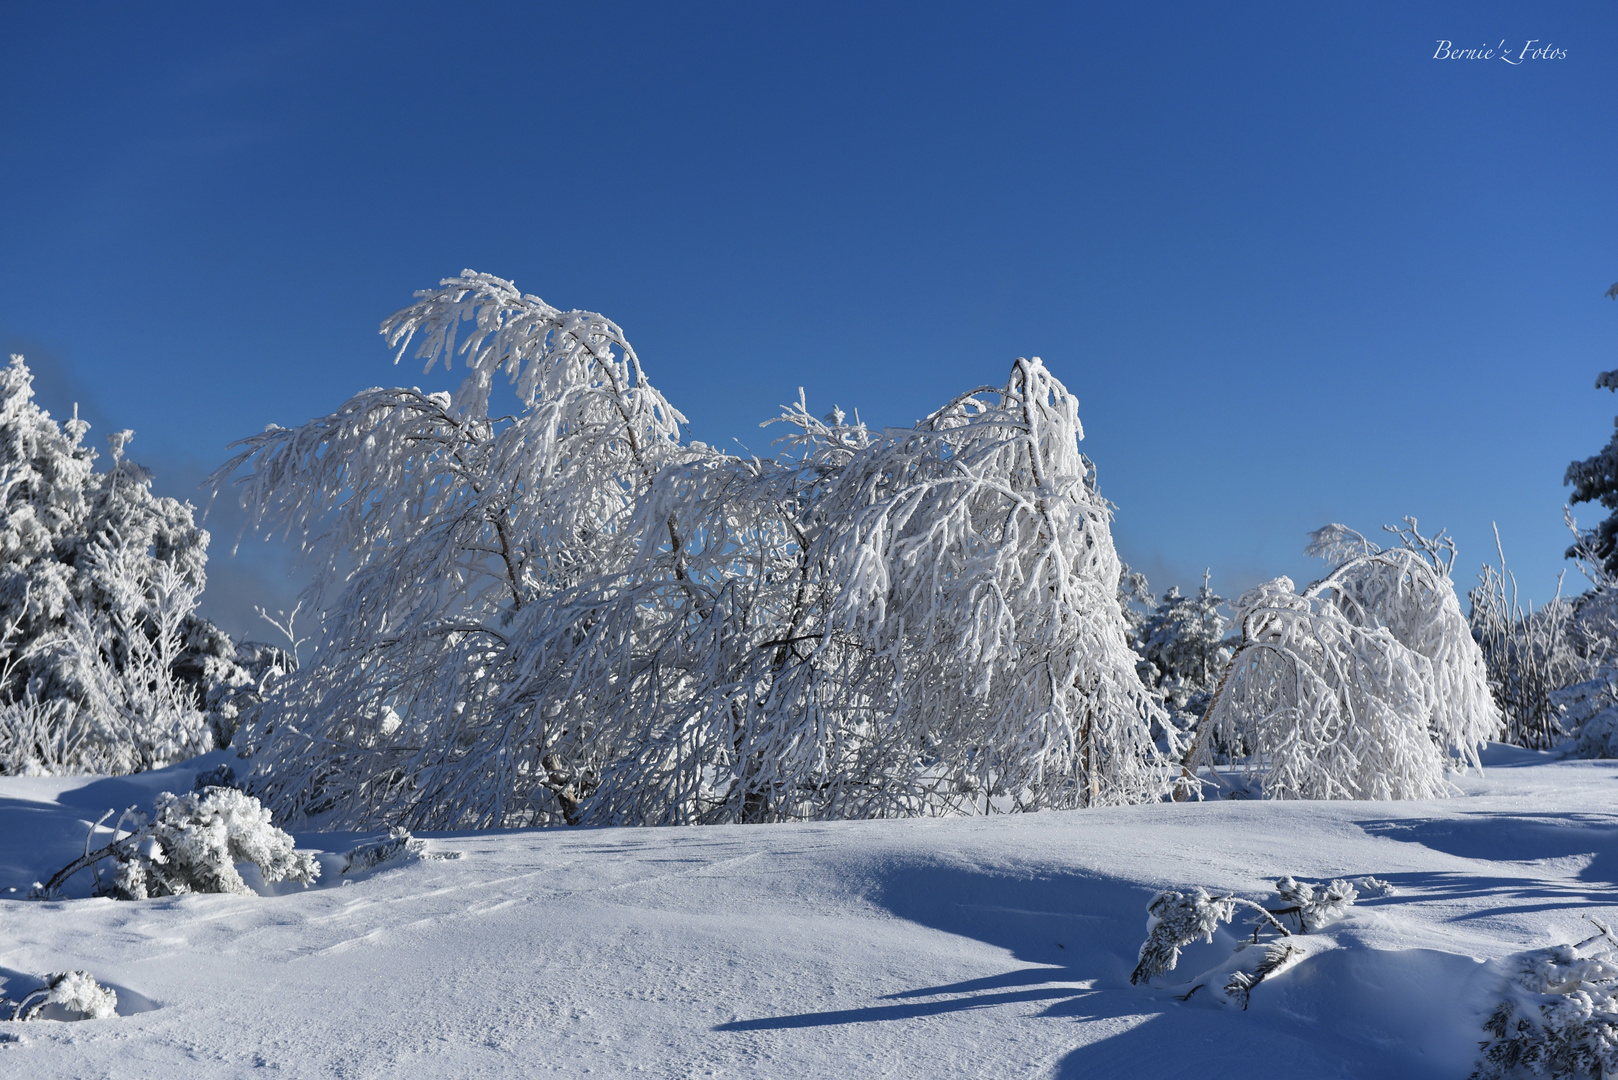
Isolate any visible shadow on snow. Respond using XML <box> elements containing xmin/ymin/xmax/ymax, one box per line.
<box><xmin>716</xmin><ymin>859</ymin><xmax>1480</xmax><ymax>1078</ymax></box>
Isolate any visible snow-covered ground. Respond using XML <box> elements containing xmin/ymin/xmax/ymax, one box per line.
<box><xmin>2</xmin><ymin>747</ymin><xmax>1614</xmax><ymax>1078</ymax></box>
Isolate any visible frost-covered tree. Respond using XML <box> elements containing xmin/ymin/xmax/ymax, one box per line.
<box><xmin>1562</xmin><ymin>286</ymin><xmax>1618</xmax><ymax>575</ymax></box>
<box><xmin>216</xmin><ymin>271</ymin><xmax>1168</xmax><ymax>829</ymax></box>
<box><xmin>1131</xmin><ymin>570</ymin><xmax>1231</xmax><ymax>741</ymax></box>
<box><xmin>1189</xmin><ymin>520</ymin><xmax>1498</xmax><ymax>800</ymax></box>
<box><xmin>0</xmin><ymin>355</ymin><xmax>250</xmax><ymax>775</ymax></box>
<box><xmin>1468</xmin><ymin>521</ymin><xmax>1590</xmax><ymax>750</ymax></box>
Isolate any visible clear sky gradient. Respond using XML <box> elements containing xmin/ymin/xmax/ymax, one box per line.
<box><xmin>2</xmin><ymin>2</ymin><xmax>1615</xmax><ymax>640</ymax></box>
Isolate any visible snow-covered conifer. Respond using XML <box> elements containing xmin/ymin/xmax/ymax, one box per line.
<box><xmin>0</xmin><ymin>355</ymin><xmax>248</xmax><ymax>774</ymax></box>
<box><xmin>216</xmin><ymin>272</ymin><xmax>1168</xmax><ymax>829</ymax></box>
<box><xmin>1133</xmin><ymin>571</ymin><xmax>1231</xmax><ymax>742</ymax></box>
<box><xmin>3</xmin><ymin>971</ymin><xmax>118</xmax><ymax>1021</ymax></box>
<box><xmin>1564</xmin><ymin>314</ymin><xmax>1618</xmax><ymax>575</ymax></box>
<box><xmin>37</xmin><ymin>786</ymin><xmax>319</xmax><ymax>899</ymax></box>
<box><xmin>1475</xmin><ymin>935</ymin><xmax>1618</xmax><ymax>1080</ymax></box>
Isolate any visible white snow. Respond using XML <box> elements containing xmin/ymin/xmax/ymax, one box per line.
<box><xmin>2</xmin><ymin>745</ymin><xmax>1616</xmax><ymax>1077</ymax></box>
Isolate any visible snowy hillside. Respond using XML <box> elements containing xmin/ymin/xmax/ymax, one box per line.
<box><xmin>2</xmin><ymin>748</ymin><xmax>1615</xmax><ymax>1078</ymax></box>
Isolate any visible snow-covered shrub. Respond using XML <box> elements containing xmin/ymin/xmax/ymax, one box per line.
<box><xmin>108</xmin><ymin>787</ymin><xmax>320</xmax><ymax>899</ymax></box>
<box><xmin>0</xmin><ymin>355</ymin><xmax>253</xmax><ymax>775</ymax></box>
<box><xmin>1352</xmin><ymin>874</ymin><xmax>1395</xmax><ymax>897</ymax></box>
<box><xmin>1548</xmin><ymin>668</ymin><xmax>1618</xmax><ymax>758</ymax></box>
<box><xmin>1132</xmin><ymin>888</ymin><xmax>1242</xmax><ymax>984</ymax></box>
<box><xmin>1273</xmin><ymin>875</ymin><xmax>1357</xmax><ymax>932</ymax></box>
<box><xmin>1474</xmin><ymin>933</ymin><xmax>1618</xmax><ymax>1080</ymax></box>
<box><xmin>216</xmin><ymin>271</ymin><xmax>1167</xmax><ymax>829</ymax></box>
<box><xmin>1574</xmin><ymin>703</ymin><xmax>1618</xmax><ymax>759</ymax></box>
<box><xmin>340</xmin><ymin>827</ymin><xmax>461</xmax><ymax>874</ymax></box>
<box><xmin>1132</xmin><ymin>876</ymin><xmax>1358</xmax><ymax>1010</ymax></box>
<box><xmin>36</xmin><ymin>786</ymin><xmax>319</xmax><ymax>899</ymax></box>
<box><xmin>1191</xmin><ymin>520</ymin><xmax>1498</xmax><ymax>800</ymax></box>
<box><xmin>2</xmin><ymin>970</ymin><xmax>117</xmax><ymax>1021</ymax></box>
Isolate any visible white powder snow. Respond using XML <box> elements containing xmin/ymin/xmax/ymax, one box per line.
<box><xmin>1</xmin><ymin>744</ymin><xmax>1613</xmax><ymax>1077</ymax></box>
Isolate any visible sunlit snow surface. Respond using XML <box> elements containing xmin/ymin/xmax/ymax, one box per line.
<box><xmin>2</xmin><ymin>746</ymin><xmax>1615</xmax><ymax>1078</ymax></box>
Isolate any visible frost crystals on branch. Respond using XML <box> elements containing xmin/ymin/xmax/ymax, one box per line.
<box><xmin>1131</xmin><ymin>876</ymin><xmax>1358</xmax><ymax>1009</ymax></box>
<box><xmin>214</xmin><ymin>271</ymin><xmax>1169</xmax><ymax>829</ymax></box>
<box><xmin>1474</xmin><ymin>922</ymin><xmax>1618</xmax><ymax>1080</ymax></box>
<box><xmin>35</xmin><ymin>786</ymin><xmax>319</xmax><ymax>900</ymax></box>
<box><xmin>2</xmin><ymin>971</ymin><xmax>117</xmax><ymax>1021</ymax></box>
<box><xmin>1188</xmin><ymin>519</ymin><xmax>1499</xmax><ymax>800</ymax></box>
<box><xmin>0</xmin><ymin>354</ymin><xmax>252</xmax><ymax>775</ymax></box>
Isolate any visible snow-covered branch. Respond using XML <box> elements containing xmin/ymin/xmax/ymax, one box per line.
<box><xmin>1192</xmin><ymin>520</ymin><xmax>1497</xmax><ymax>800</ymax></box>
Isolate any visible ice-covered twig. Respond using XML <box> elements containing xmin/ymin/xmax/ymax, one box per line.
<box><xmin>34</xmin><ymin>806</ymin><xmax>148</xmax><ymax>897</ymax></box>
<box><xmin>1224</xmin><ymin>942</ymin><xmax>1302</xmax><ymax>1010</ymax></box>
<box><xmin>2</xmin><ymin>971</ymin><xmax>118</xmax><ymax>1021</ymax></box>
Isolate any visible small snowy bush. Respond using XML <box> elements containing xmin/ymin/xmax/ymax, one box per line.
<box><xmin>1575</xmin><ymin>704</ymin><xmax>1618</xmax><ymax>759</ymax></box>
<box><xmin>1132</xmin><ymin>876</ymin><xmax>1363</xmax><ymax>1008</ymax></box>
<box><xmin>2</xmin><ymin>970</ymin><xmax>117</xmax><ymax>1021</ymax></box>
<box><xmin>1273</xmin><ymin>875</ymin><xmax>1357</xmax><ymax>932</ymax></box>
<box><xmin>1475</xmin><ymin>933</ymin><xmax>1618</xmax><ymax>1080</ymax></box>
<box><xmin>36</xmin><ymin>786</ymin><xmax>319</xmax><ymax>899</ymax></box>
<box><xmin>1192</xmin><ymin>520</ymin><xmax>1498</xmax><ymax>800</ymax></box>
<box><xmin>340</xmin><ymin>827</ymin><xmax>461</xmax><ymax>874</ymax></box>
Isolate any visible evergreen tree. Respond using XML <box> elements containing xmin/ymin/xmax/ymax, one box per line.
<box><xmin>1136</xmin><ymin>571</ymin><xmax>1232</xmax><ymax>734</ymax></box>
<box><xmin>1562</xmin><ymin>284</ymin><xmax>1618</xmax><ymax>574</ymax></box>
<box><xmin>0</xmin><ymin>355</ymin><xmax>248</xmax><ymax>774</ymax></box>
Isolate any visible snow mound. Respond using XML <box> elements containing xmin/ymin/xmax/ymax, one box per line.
<box><xmin>1</xmin><ymin>749</ymin><xmax>1615</xmax><ymax>1077</ymax></box>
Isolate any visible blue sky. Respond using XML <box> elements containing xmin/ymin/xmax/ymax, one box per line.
<box><xmin>2</xmin><ymin>3</ymin><xmax>1615</xmax><ymax>640</ymax></box>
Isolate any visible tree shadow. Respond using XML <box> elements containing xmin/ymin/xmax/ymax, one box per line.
<box><xmin>1357</xmin><ymin>811</ymin><xmax>1618</xmax><ymax>893</ymax></box>
<box><xmin>715</xmin><ymin>860</ymin><xmax>1474</xmax><ymax>1077</ymax></box>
